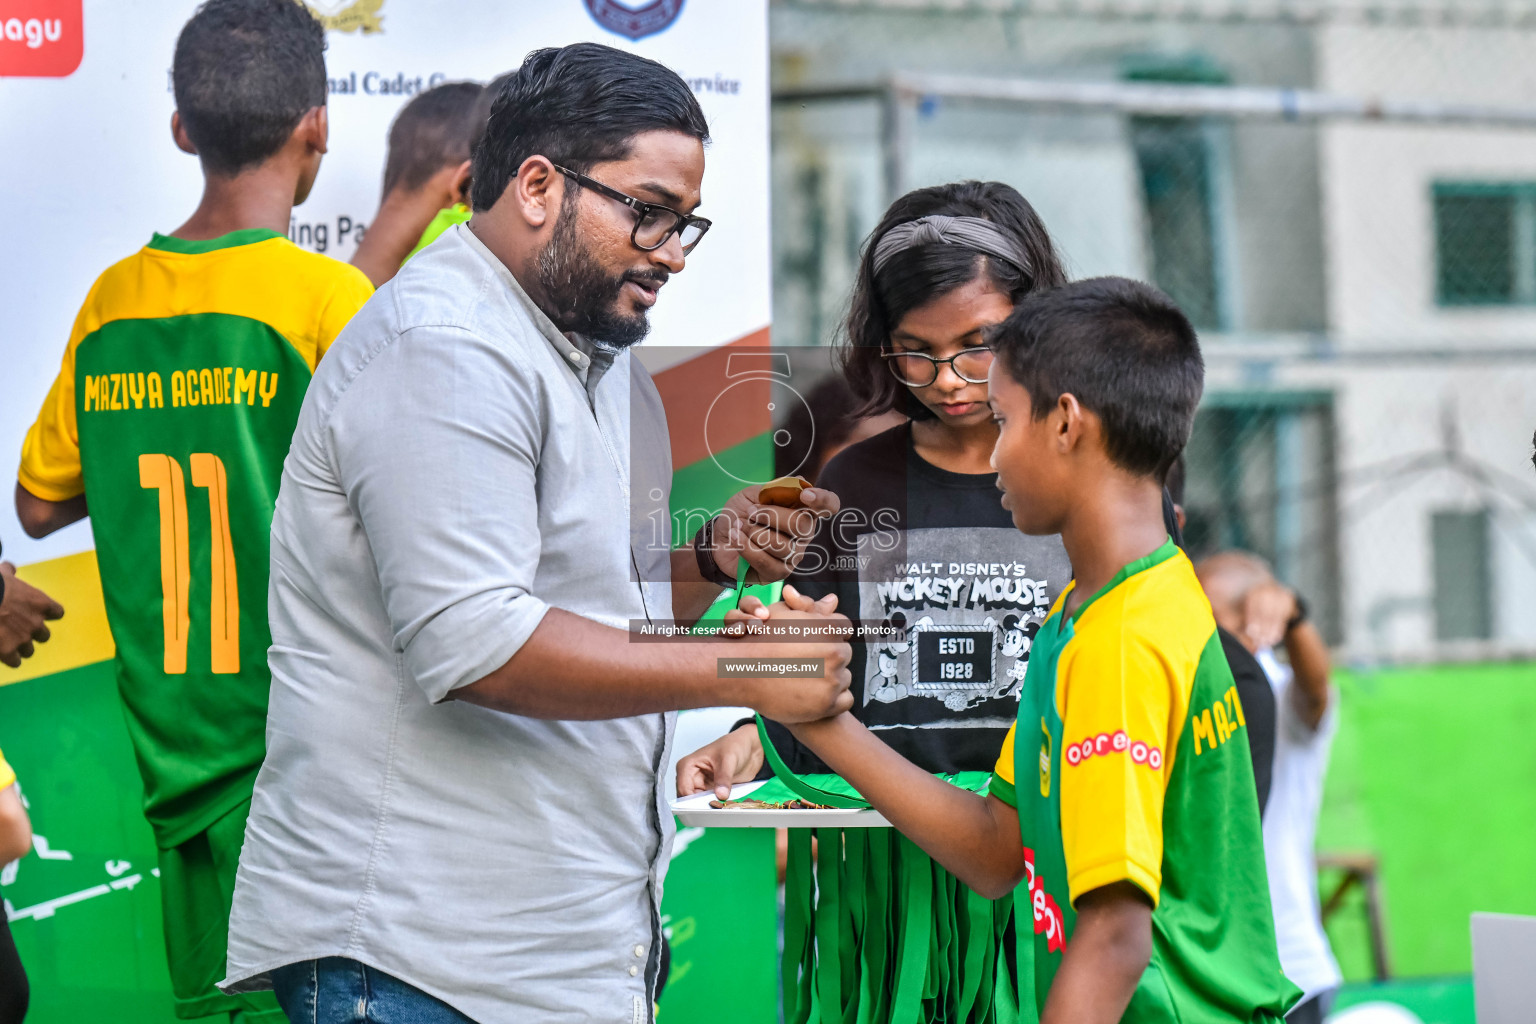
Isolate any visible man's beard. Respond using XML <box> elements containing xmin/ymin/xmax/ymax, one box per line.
<box><xmin>536</xmin><ymin>200</ymin><xmax>665</xmax><ymax>348</ymax></box>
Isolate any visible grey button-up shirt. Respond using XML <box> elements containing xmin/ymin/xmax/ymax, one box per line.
<box><xmin>223</xmin><ymin>224</ymin><xmax>677</xmax><ymax>1023</ymax></box>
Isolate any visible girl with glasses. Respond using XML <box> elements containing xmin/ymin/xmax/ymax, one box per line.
<box><xmin>678</xmin><ymin>180</ymin><xmax>1073</xmax><ymax>1021</ymax></box>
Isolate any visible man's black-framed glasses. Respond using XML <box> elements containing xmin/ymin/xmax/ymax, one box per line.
<box><xmin>882</xmin><ymin>346</ymin><xmax>994</xmax><ymax>387</ymax></box>
<box><xmin>552</xmin><ymin>163</ymin><xmax>712</xmax><ymax>255</ymax></box>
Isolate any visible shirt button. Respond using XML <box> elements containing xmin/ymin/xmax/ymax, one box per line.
<box><xmin>628</xmin><ymin>965</ymin><xmax>639</xmax><ymax>977</ymax></box>
<box><xmin>634</xmin><ymin>945</ymin><xmax>645</xmax><ymax>957</ymax></box>
<box><xmin>568</xmin><ymin>351</ymin><xmax>583</xmax><ymax>363</ymax></box>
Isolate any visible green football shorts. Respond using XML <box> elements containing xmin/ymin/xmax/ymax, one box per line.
<box><xmin>157</xmin><ymin>799</ymin><xmax>284</xmax><ymax>1022</ymax></box>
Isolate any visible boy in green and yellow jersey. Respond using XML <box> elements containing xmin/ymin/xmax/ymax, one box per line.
<box><xmin>766</xmin><ymin>276</ymin><xmax>1299</xmax><ymax>1023</ymax></box>
<box><xmin>13</xmin><ymin>2</ymin><xmax>371</xmax><ymax>1020</ymax></box>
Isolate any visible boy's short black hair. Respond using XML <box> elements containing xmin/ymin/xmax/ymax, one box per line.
<box><xmin>173</xmin><ymin>0</ymin><xmax>327</xmax><ymax>176</ymax></box>
<box><xmin>990</xmin><ymin>277</ymin><xmax>1204</xmax><ymax>479</ymax></box>
<box><xmin>470</xmin><ymin>43</ymin><xmax>708</xmax><ymax>212</ymax></box>
<box><xmin>382</xmin><ymin>81</ymin><xmax>484</xmax><ymax>196</ymax></box>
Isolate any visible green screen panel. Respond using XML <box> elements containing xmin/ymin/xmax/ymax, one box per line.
<box><xmin>1</xmin><ymin>660</ymin><xmax>180</xmax><ymax>1023</ymax></box>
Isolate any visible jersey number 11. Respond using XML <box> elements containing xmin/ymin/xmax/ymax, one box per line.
<box><xmin>139</xmin><ymin>453</ymin><xmax>239</xmax><ymax>675</ymax></box>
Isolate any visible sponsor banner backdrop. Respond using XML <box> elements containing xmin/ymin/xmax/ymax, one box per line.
<box><xmin>0</xmin><ymin>0</ymin><xmax>771</xmax><ymax>565</ymax></box>
<box><xmin>0</xmin><ymin>2</ymin><xmax>774</xmax><ymax>1021</ymax></box>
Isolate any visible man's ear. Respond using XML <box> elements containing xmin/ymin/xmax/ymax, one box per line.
<box><xmin>509</xmin><ymin>155</ymin><xmax>562</xmax><ymax>229</ymax></box>
<box><xmin>171</xmin><ymin>111</ymin><xmax>197</xmax><ymax>155</ymax></box>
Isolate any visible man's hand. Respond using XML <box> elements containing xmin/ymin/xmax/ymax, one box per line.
<box><xmin>723</xmin><ymin>585</ymin><xmax>854</xmax><ymax>724</ymax></box>
<box><xmin>721</xmin><ymin>583</ymin><xmax>842</xmax><ymax>632</ymax></box>
<box><xmin>1236</xmin><ymin>580</ymin><xmax>1297</xmax><ymax>652</ymax></box>
<box><xmin>0</xmin><ymin>562</ymin><xmax>65</xmax><ymax>668</ymax></box>
<box><xmin>676</xmin><ymin>724</ymin><xmax>764</xmax><ymax>800</ymax></box>
<box><xmin>733</xmin><ymin>631</ymin><xmax>854</xmax><ymax>724</ymax></box>
<box><xmin>706</xmin><ymin>484</ymin><xmax>840</xmax><ymax>585</ymax></box>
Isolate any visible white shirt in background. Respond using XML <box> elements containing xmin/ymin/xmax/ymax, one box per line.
<box><xmin>1256</xmin><ymin>646</ymin><xmax>1344</xmax><ymax>1002</ymax></box>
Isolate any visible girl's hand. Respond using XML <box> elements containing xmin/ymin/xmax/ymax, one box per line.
<box><xmin>675</xmin><ymin>724</ymin><xmax>765</xmax><ymax>801</ymax></box>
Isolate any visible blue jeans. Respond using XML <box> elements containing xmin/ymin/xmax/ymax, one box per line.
<box><xmin>271</xmin><ymin>958</ymin><xmax>477</xmax><ymax>1024</ymax></box>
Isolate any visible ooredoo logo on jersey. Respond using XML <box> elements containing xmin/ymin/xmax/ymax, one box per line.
<box><xmin>0</xmin><ymin>0</ymin><xmax>83</xmax><ymax>77</ymax></box>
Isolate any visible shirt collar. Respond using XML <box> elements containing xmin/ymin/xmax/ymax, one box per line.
<box><xmin>454</xmin><ymin>223</ymin><xmax>598</xmax><ymax>383</ymax></box>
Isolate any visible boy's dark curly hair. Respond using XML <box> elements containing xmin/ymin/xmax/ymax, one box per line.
<box><xmin>173</xmin><ymin>0</ymin><xmax>328</xmax><ymax>176</ymax></box>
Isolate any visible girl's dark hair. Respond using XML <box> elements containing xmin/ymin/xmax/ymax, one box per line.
<box><xmin>838</xmin><ymin>181</ymin><xmax>1067</xmax><ymax>420</ymax></box>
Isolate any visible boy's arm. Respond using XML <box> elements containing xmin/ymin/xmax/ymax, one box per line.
<box><xmin>1039</xmin><ymin>881</ymin><xmax>1152</xmax><ymax>1024</ymax></box>
<box><xmin>17</xmin><ymin>315</ymin><xmax>89</xmax><ymax>538</ymax></box>
<box><xmin>15</xmin><ymin>483</ymin><xmax>86</xmax><ymax>539</ymax></box>
<box><xmin>350</xmin><ymin>162</ymin><xmax>469</xmax><ymax>287</ymax></box>
<box><xmin>1283</xmin><ymin>616</ymin><xmax>1332</xmax><ymax>731</ymax></box>
<box><xmin>789</xmin><ymin>713</ymin><xmax>1025</xmax><ymax>898</ymax></box>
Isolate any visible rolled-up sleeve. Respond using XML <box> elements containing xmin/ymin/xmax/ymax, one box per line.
<box><xmin>328</xmin><ymin>324</ymin><xmax>550</xmax><ymax>703</ymax></box>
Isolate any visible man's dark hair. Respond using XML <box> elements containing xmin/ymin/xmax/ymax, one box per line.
<box><xmin>990</xmin><ymin>277</ymin><xmax>1204</xmax><ymax>479</ymax></box>
<box><xmin>839</xmin><ymin>181</ymin><xmax>1068</xmax><ymax>422</ymax></box>
<box><xmin>382</xmin><ymin>81</ymin><xmax>484</xmax><ymax>196</ymax></box>
<box><xmin>172</xmin><ymin>0</ymin><xmax>327</xmax><ymax>176</ymax></box>
<box><xmin>468</xmin><ymin>72</ymin><xmax>516</xmax><ymax>159</ymax></box>
<box><xmin>470</xmin><ymin>43</ymin><xmax>709</xmax><ymax>212</ymax></box>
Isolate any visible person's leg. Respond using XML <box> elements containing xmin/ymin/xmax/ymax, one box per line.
<box><xmin>0</xmin><ymin>904</ymin><xmax>29</xmax><ymax>1024</ymax></box>
<box><xmin>158</xmin><ymin>801</ymin><xmax>285</xmax><ymax>1022</ymax></box>
<box><xmin>272</xmin><ymin>958</ymin><xmax>477</xmax><ymax>1023</ymax></box>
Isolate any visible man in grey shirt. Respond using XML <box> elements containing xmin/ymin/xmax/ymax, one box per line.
<box><xmin>222</xmin><ymin>44</ymin><xmax>852</xmax><ymax>1023</ymax></box>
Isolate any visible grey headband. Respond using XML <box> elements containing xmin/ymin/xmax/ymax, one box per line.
<box><xmin>870</xmin><ymin>215</ymin><xmax>1031</xmax><ymax>277</ymax></box>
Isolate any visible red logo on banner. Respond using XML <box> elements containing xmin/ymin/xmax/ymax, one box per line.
<box><xmin>0</xmin><ymin>0</ymin><xmax>83</xmax><ymax>78</ymax></box>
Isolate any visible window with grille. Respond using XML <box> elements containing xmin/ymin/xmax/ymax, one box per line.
<box><xmin>1433</xmin><ymin>183</ymin><xmax>1536</xmax><ymax>306</ymax></box>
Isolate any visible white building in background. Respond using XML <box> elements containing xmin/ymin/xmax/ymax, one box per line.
<box><xmin>770</xmin><ymin>0</ymin><xmax>1536</xmax><ymax>660</ymax></box>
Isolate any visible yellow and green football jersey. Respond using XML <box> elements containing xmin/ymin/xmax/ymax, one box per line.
<box><xmin>19</xmin><ymin>228</ymin><xmax>373</xmax><ymax>848</ymax></box>
<box><xmin>991</xmin><ymin>539</ymin><xmax>1300</xmax><ymax>1022</ymax></box>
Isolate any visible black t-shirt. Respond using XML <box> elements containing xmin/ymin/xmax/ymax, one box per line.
<box><xmin>762</xmin><ymin>423</ymin><xmax>1072</xmax><ymax>776</ymax></box>
<box><xmin>1221</xmin><ymin>628</ymin><xmax>1276</xmax><ymax>819</ymax></box>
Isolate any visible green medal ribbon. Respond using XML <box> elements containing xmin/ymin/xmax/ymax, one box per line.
<box><xmin>745</xmin><ymin>710</ymin><xmax>1016</xmax><ymax>1020</ymax></box>
<box><xmin>715</xmin><ymin>560</ymin><xmax>1018</xmax><ymax>1020</ymax></box>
